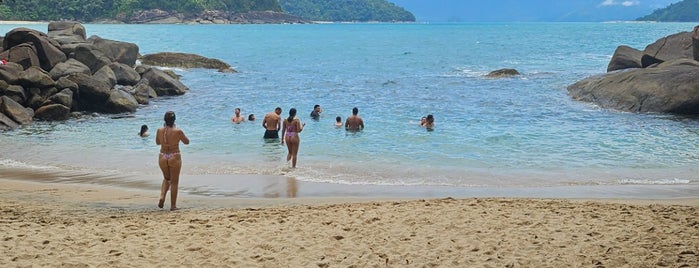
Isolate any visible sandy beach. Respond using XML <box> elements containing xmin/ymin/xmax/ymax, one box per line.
<box><xmin>0</xmin><ymin>179</ymin><xmax>697</xmax><ymax>267</ymax></box>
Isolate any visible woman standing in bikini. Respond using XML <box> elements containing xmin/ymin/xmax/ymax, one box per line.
<box><xmin>156</xmin><ymin>111</ymin><xmax>189</xmax><ymax>211</ymax></box>
<box><xmin>281</xmin><ymin>108</ymin><xmax>304</xmax><ymax>168</ymax></box>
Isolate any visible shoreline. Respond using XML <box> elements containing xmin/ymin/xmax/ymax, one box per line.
<box><xmin>1</xmin><ymin>177</ymin><xmax>697</xmax><ymax>267</ymax></box>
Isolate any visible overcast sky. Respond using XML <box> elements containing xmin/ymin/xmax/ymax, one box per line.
<box><xmin>389</xmin><ymin>0</ymin><xmax>682</xmax><ymax>22</ymax></box>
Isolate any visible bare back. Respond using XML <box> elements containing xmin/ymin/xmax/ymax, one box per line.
<box><xmin>156</xmin><ymin>126</ymin><xmax>190</xmax><ymax>153</ymax></box>
<box><xmin>263</xmin><ymin>112</ymin><xmax>281</xmax><ymax>131</ymax></box>
<box><xmin>345</xmin><ymin>115</ymin><xmax>364</xmax><ymax>131</ymax></box>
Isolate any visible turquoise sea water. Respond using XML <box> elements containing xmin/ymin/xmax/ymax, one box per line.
<box><xmin>1</xmin><ymin>22</ymin><xmax>698</xmax><ymax>197</ymax></box>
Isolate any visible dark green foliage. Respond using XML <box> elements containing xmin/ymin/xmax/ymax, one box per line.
<box><xmin>0</xmin><ymin>0</ymin><xmax>282</xmax><ymax>22</ymax></box>
<box><xmin>637</xmin><ymin>0</ymin><xmax>699</xmax><ymax>22</ymax></box>
<box><xmin>279</xmin><ymin>0</ymin><xmax>415</xmax><ymax>22</ymax></box>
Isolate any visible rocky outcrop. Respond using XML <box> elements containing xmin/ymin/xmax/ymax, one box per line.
<box><xmin>569</xmin><ymin>25</ymin><xmax>699</xmax><ymax>115</ymax></box>
<box><xmin>485</xmin><ymin>68</ymin><xmax>520</xmax><ymax>78</ymax></box>
<box><xmin>568</xmin><ymin>59</ymin><xmax>699</xmax><ymax>114</ymax></box>
<box><xmin>125</xmin><ymin>9</ymin><xmax>309</xmax><ymax>24</ymax></box>
<box><xmin>0</xmin><ymin>22</ymin><xmax>195</xmax><ymax>130</ymax></box>
<box><xmin>140</xmin><ymin>52</ymin><xmax>236</xmax><ymax>72</ymax></box>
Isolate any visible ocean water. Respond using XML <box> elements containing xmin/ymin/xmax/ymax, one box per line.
<box><xmin>1</xmin><ymin>22</ymin><xmax>698</xmax><ymax>197</ymax></box>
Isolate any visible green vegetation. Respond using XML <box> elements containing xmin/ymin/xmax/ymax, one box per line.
<box><xmin>637</xmin><ymin>0</ymin><xmax>699</xmax><ymax>22</ymax></box>
<box><xmin>0</xmin><ymin>0</ymin><xmax>281</xmax><ymax>22</ymax></box>
<box><xmin>279</xmin><ymin>0</ymin><xmax>415</xmax><ymax>22</ymax></box>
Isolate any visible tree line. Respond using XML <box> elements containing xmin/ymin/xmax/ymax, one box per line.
<box><xmin>279</xmin><ymin>0</ymin><xmax>415</xmax><ymax>22</ymax></box>
<box><xmin>637</xmin><ymin>0</ymin><xmax>699</xmax><ymax>22</ymax></box>
<box><xmin>0</xmin><ymin>0</ymin><xmax>281</xmax><ymax>22</ymax></box>
<box><xmin>0</xmin><ymin>0</ymin><xmax>414</xmax><ymax>22</ymax></box>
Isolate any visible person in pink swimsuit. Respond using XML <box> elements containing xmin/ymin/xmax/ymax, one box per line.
<box><xmin>281</xmin><ymin>108</ymin><xmax>305</xmax><ymax>168</ymax></box>
<box><xmin>155</xmin><ymin>111</ymin><xmax>190</xmax><ymax>211</ymax></box>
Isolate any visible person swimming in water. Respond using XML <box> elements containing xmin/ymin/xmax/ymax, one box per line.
<box><xmin>156</xmin><ymin>111</ymin><xmax>190</xmax><ymax>211</ymax></box>
<box><xmin>230</xmin><ymin>108</ymin><xmax>245</xmax><ymax>123</ymax></box>
<box><xmin>281</xmin><ymin>108</ymin><xmax>305</xmax><ymax>168</ymax></box>
<box><xmin>345</xmin><ymin>107</ymin><xmax>364</xmax><ymax>131</ymax></box>
<box><xmin>424</xmin><ymin>114</ymin><xmax>435</xmax><ymax>130</ymax></box>
<box><xmin>138</xmin><ymin>124</ymin><xmax>149</xmax><ymax>137</ymax></box>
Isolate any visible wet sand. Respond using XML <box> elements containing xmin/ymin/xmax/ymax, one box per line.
<box><xmin>1</xmin><ymin>178</ymin><xmax>697</xmax><ymax>267</ymax></box>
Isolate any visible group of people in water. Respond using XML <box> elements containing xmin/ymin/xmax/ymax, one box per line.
<box><xmin>145</xmin><ymin>106</ymin><xmax>431</xmax><ymax>211</ymax></box>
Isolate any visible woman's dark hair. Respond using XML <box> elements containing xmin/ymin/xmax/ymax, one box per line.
<box><xmin>139</xmin><ymin>124</ymin><xmax>148</xmax><ymax>136</ymax></box>
<box><xmin>164</xmin><ymin>111</ymin><xmax>176</xmax><ymax>127</ymax></box>
<box><xmin>287</xmin><ymin>108</ymin><xmax>297</xmax><ymax>123</ymax></box>
<box><xmin>336</xmin><ymin>116</ymin><xmax>341</xmax><ymax>122</ymax></box>
<box><xmin>426</xmin><ymin>114</ymin><xmax>434</xmax><ymax>123</ymax></box>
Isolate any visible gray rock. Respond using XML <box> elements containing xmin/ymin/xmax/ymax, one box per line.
<box><xmin>0</xmin><ymin>110</ymin><xmax>20</xmax><ymax>130</ymax></box>
<box><xmin>55</xmin><ymin>76</ymin><xmax>79</xmax><ymax>92</ymax></box>
<box><xmin>607</xmin><ymin>45</ymin><xmax>643</xmax><ymax>72</ymax></box>
<box><xmin>88</xmin><ymin>35</ymin><xmax>139</xmax><ymax>67</ymax></box>
<box><xmin>70</xmin><ymin>44</ymin><xmax>112</xmax><ymax>73</ymax></box>
<box><xmin>0</xmin><ymin>43</ymin><xmax>41</xmax><ymax>70</ymax></box>
<box><xmin>0</xmin><ymin>95</ymin><xmax>34</xmax><ymax>124</ymax></box>
<box><xmin>3</xmin><ymin>27</ymin><xmax>67</xmax><ymax>71</ymax></box>
<box><xmin>18</xmin><ymin>66</ymin><xmax>55</xmax><ymax>89</ymax></box>
<box><xmin>66</xmin><ymin>73</ymin><xmax>111</xmax><ymax>105</ymax></box>
<box><xmin>34</xmin><ymin>103</ymin><xmax>71</xmax><ymax>121</ymax></box>
<box><xmin>1</xmin><ymin>84</ymin><xmax>26</xmax><ymax>104</ymax></box>
<box><xmin>643</xmin><ymin>31</ymin><xmax>693</xmax><ymax>62</ymax></box>
<box><xmin>104</xmin><ymin>89</ymin><xmax>138</xmax><ymax>113</ymax></box>
<box><xmin>140</xmin><ymin>68</ymin><xmax>188</xmax><ymax>96</ymax></box>
<box><xmin>693</xmin><ymin>25</ymin><xmax>699</xmax><ymax>61</ymax></box>
<box><xmin>132</xmin><ymin>79</ymin><xmax>152</xmax><ymax>104</ymax></box>
<box><xmin>485</xmin><ymin>68</ymin><xmax>520</xmax><ymax>78</ymax></box>
<box><xmin>93</xmin><ymin>65</ymin><xmax>117</xmax><ymax>88</ymax></box>
<box><xmin>568</xmin><ymin>59</ymin><xmax>699</xmax><ymax>115</ymax></box>
<box><xmin>49</xmin><ymin>58</ymin><xmax>91</xmax><ymax>80</ymax></box>
<box><xmin>42</xmin><ymin>88</ymin><xmax>73</xmax><ymax>108</ymax></box>
<box><xmin>47</xmin><ymin>21</ymin><xmax>87</xmax><ymax>45</ymax></box>
<box><xmin>140</xmin><ymin>52</ymin><xmax>235</xmax><ymax>72</ymax></box>
<box><xmin>108</xmin><ymin>62</ymin><xmax>140</xmax><ymax>85</ymax></box>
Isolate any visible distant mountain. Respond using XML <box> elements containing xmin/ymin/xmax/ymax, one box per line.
<box><xmin>388</xmin><ymin>0</ymin><xmax>681</xmax><ymax>22</ymax></box>
<box><xmin>637</xmin><ymin>0</ymin><xmax>699</xmax><ymax>21</ymax></box>
<box><xmin>279</xmin><ymin>0</ymin><xmax>415</xmax><ymax>22</ymax></box>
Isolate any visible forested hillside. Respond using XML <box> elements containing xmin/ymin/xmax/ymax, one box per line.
<box><xmin>279</xmin><ymin>0</ymin><xmax>414</xmax><ymax>22</ymax></box>
<box><xmin>637</xmin><ymin>0</ymin><xmax>699</xmax><ymax>21</ymax></box>
<box><xmin>0</xmin><ymin>0</ymin><xmax>281</xmax><ymax>22</ymax></box>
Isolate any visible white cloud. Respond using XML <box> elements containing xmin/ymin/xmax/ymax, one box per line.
<box><xmin>599</xmin><ymin>0</ymin><xmax>640</xmax><ymax>7</ymax></box>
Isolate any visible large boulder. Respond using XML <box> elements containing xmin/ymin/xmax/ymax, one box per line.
<box><xmin>0</xmin><ymin>111</ymin><xmax>20</xmax><ymax>130</ymax></box>
<box><xmin>607</xmin><ymin>45</ymin><xmax>643</xmax><ymax>72</ymax></box>
<box><xmin>88</xmin><ymin>35</ymin><xmax>139</xmax><ymax>67</ymax></box>
<box><xmin>49</xmin><ymin>58</ymin><xmax>91</xmax><ymax>79</ymax></box>
<box><xmin>0</xmin><ymin>95</ymin><xmax>34</xmax><ymax>124</ymax></box>
<box><xmin>0</xmin><ymin>43</ymin><xmax>40</xmax><ymax>70</ymax></box>
<box><xmin>65</xmin><ymin>73</ymin><xmax>111</xmax><ymax>105</ymax></box>
<box><xmin>131</xmin><ymin>78</ymin><xmax>153</xmax><ymax>104</ymax></box>
<box><xmin>47</xmin><ymin>21</ymin><xmax>87</xmax><ymax>45</ymax></box>
<box><xmin>0</xmin><ymin>61</ymin><xmax>24</xmax><ymax>84</ymax></box>
<box><xmin>93</xmin><ymin>65</ymin><xmax>117</xmax><ymax>88</ymax></box>
<box><xmin>140</xmin><ymin>52</ymin><xmax>235</xmax><ymax>72</ymax></box>
<box><xmin>104</xmin><ymin>89</ymin><xmax>138</xmax><ymax>113</ymax></box>
<box><xmin>26</xmin><ymin>86</ymin><xmax>58</xmax><ymax>110</ymax></box>
<box><xmin>42</xmin><ymin>88</ymin><xmax>73</xmax><ymax>108</ymax></box>
<box><xmin>485</xmin><ymin>68</ymin><xmax>520</xmax><ymax>78</ymax></box>
<box><xmin>69</xmin><ymin>44</ymin><xmax>112</xmax><ymax>73</ymax></box>
<box><xmin>34</xmin><ymin>103</ymin><xmax>71</xmax><ymax>121</ymax></box>
<box><xmin>140</xmin><ymin>68</ymin><xmax>188</xmax><ymax>96</ymax></box>
<box><xmin>3</xmin><ymin>27</ymin><xmax>67</xmax><ymax>71</ymax></box>
<box><xmin>643</xmin><ymin>31</ymin><xmax>693</xmax><ymax>62</ymax></box>
<box><xmin>108</xmin><ymin>62</ymin><xmax>140</xmax><ymax>85</ymax></box>
<box><xmin>568</xmin><ymin>59</ymin><xmax>699</xmax><ymax>115</ymax></box>
<box><xmin>17</xmin><ymin>66</ymin><xmax>55</xmax><ymax>89</ymax></box>
<box><xmin>1</xmin><ymin>84</ymin><xmax>26</xmax><ymax>104</ymax></box>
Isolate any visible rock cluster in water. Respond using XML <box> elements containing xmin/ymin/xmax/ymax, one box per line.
<box><xmin>567</xmin><ymin>25</ymin><xmax>699</xmax><ymax>115</ymax></box>
<box><xmin>0</xmin><ymin>22</ymin><xmax>198</xmax><ymax>130</ymax></box>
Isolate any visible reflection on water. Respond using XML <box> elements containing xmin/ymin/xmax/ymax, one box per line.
<box><xmin>263</xmin><ymin>177</ymin><xmax>298</xmax><ymax>198</ymax></box>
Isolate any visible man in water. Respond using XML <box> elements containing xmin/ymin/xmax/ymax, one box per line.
<box><xmin>230</xmin><ymin>108</ymin><xmax>245</xmax><ymax>123</ymax></box>
<box><xmin>345</xmin><ymin>107</ymin><xmax>364</xmax><ymax>131</ymax></box>
<box><xmin>262</xmin><ymin>107</ymin><xmax>282</xmax><ymax>139</ymax></box>
<box><xmin>310</xmin><ymin>104</ymin><xmax>322</xmax><ymax>120</ymax></box>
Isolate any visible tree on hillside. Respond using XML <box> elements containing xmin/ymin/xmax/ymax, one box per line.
<box><xmin>637</xmin><ymin>0</ymin><xmax>699</xmax><ymax>22</ymax></box>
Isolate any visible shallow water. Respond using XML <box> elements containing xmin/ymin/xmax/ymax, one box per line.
<box><xmin>1</xmin><ymin>22</ymin><xmax>698</xmax><ymax>197</ymax></box>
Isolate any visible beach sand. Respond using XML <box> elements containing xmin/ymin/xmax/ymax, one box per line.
<box><xmin>1</xmin><ymin>179</ymin><xmax>697</xmax><ymax>267</ymax></box>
